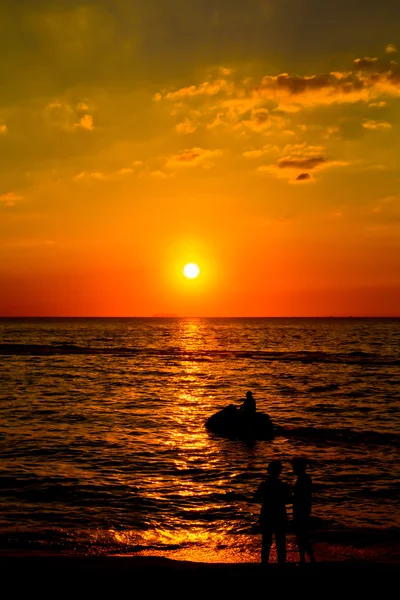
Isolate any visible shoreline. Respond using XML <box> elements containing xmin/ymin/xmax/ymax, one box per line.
<box><xmin>1</xmin><ymin>529</ymin><xmax>399</xmax><ymax>567</ymax></box>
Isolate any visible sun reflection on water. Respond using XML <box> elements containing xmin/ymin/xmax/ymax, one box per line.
<box><xmin>177</xmin><ymin>318</ymin><xmax>209</xmax><ymax>352</ymax></box>
<box><xmin>109</xmin><ymin>527</ymin><xmax>301</xmax><ymax>564</ymax></box>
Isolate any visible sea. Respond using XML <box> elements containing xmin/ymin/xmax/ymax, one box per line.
<box><xmin>1</xmin><ymin>317</ymin><xmax>399</xmax><ymax>563</ymax></box>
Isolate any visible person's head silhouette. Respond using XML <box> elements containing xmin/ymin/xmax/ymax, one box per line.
<box><xmin>267</xmin><ymin>459</ymin><xmax>282</xmax><ymax>478</ymax></box>
<box><xmin>291</xmin><ymin>457</ymin><xmax>307</xmax><ymax>475</ymax></box>
<box><xmin>246</xmin><ymin>391</ymin><xmax>253</xmax><ymax>399</ymax></box>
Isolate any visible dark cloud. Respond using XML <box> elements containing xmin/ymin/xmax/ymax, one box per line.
<box><xmin>278</xmin><ymin>156</ymin><xmax>326</xmax><ymax>170</ymax></box>
<box><xmin>296</xmin><ymin>172</ymin><xmax>311</xmax><ymax>181</ymax></box>
<box><xmin>258</xmin><ymin>71</ymin><xmax>368</xmax><ymax>98</ymax></box>
<box><xmin>176</xmin><ymin>150</ymin><xmax>202</xmax><ymax>162</ymax></box>
<box><xmin>354</xmin><ymin>57</ymin><xmax>378</xmax><ymax>69</ymax></box>
<box><xmin>353</xmin><ymin>56</ymin><xmax>400</xmax><ymax>76</ymax></box>
<box><xmin>276</xmin><ymin>74</ymin><xmax>335</xmax><ymax>94</ymax></box>
<box><xmin>252</xmin><ymin>108</ymin><xmax>269</xmax><ymax>124</ymax></box>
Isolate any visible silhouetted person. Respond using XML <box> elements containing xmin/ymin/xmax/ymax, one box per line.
<box><xmin>254</xmin><ymin>459</ymin><xmax>292</xmax><ymax>565</ymax></box>
<box><xmin>291</xmin><ymin>457</ymin><xmax>315</xmax><ymax>565</ymax></box>
<box><xmin>239</xmin><ymin>390</ymin><xmax>256</xmax><ymax>415</ymax></box>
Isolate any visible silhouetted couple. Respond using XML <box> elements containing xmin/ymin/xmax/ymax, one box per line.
<box><xmin>254</xmin><ymin>458</ymin><xmax>315</xmax><ymax>566</ymax></box>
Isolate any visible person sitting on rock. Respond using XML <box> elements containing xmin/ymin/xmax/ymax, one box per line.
<box><xmin>239</xmin><ymin>390</ymin><xmax>256</xmax><ymax>415</ymax></box>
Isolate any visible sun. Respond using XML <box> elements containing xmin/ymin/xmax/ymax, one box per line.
<box><xmin>183</xmin><ymin>263</ymin><xmax>200</xmax><ymax>279</ymax></box>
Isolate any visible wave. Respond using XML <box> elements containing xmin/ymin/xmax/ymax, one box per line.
<box><xmin>1</xmin><ymin>344</ymin><xmax>398</xmax><ymax>366</ymax></box>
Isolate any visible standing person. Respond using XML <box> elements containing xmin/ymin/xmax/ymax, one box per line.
<box><xmin>254</xmin><ymin>459</ymin><xmax>292</xmax><ymax>565</ymax></box>
<box><xmin>291</xmin><ymin>457</ymin><xmax>316</xmax><ymax>565</ymax></box>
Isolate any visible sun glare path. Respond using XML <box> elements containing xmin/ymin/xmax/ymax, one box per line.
<box><xmin>183</xmin><ymin>263</ymin><xmax>200</xmax><ymax>279</ymax></box>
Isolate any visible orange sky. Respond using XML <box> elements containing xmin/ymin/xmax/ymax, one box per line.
<box><xmin>1</xmin><ymin>1</ymin><xmax>399</xmax><ymax>316</ymax></box>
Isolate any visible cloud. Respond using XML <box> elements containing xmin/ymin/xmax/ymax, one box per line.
<box><xmin>176</xmin><ymin>118</ymin><xmax>197</xmax><ymax>134</ymax></box>
<box><xmin>155</xmin><ymin>54</ymin><xmax>400</xmax><ymax>131</ymax></box>
<box><xmin>165</xmin><ymin>147</ymin><xmax>222</xmax><ymax>169</ymax></box>
<box><xmin>117</xmin><ymin>168</ymin><xmax>133</xmax><ymax>175</ymax></box>
<box><xmin>156</xmin><ymin>61</ymin><xmax>399</xmax><ymax>142</ymax></box>
<box><xmin>369</xmin><ymin>101</ymin><xmax>386</xmax><ymax>107</ymax></box>
<box><xmin>44</xmin><ymin>101</ymin><xmax>74</xmax><ymax>129</ymax></box>
<box><xmin>323</xmin><ymin>126</ymin><xmax>340</xmax><ymax>138</ymax></box>
<box><xmin>74</xmin><ymin>167</ymin><xmax>133</xmax><ymax>181</ymax></box>
<box><xmin>251</xmin><ymin>108</ymin><xmax>269</xmax><ymax>123</ymax></box>
<box><xmin>44</xmin><ymin>102</ymin><xmax>94</xmax><ymax>131</ymax></box>
<box><xmin>243</xmin><ymin>144</ymin><xmax>282</xmax><ymax>158</ymax></box>
<box><xmin>277</xmin><ymin>156</ymin><xmax>326</xmax><ymax>170</ymax></box>
<box><xmin>155</xmin><ymin>79</ymin><xmax>233</xmax><ymax>102</ymax></box>
<box><xmin>149</xmin><ymin>170</ymin><xmax>171</xmax><ymax>179</ymax></box>
<box><xmin>257</xmin><ymin>145</ymin><xmax>348</xmax><ymax>182</ymax></box>
<box><xmin>273</xmin><ymin>104</ymin><xmax>301</xmax><ymax>114</ymax></box>
<box><xmin>240</xmin><ymin>111</ymin><xmax>289</xmax><ymax>133</ymax></box>
<box><xmin>206</xmin><ymin>104</ymin><xmax>289</xmax><ymax>134</ymax></box>
<box><xmin>255</xmin><ymin>66</ymin><xmax>400</xmax><ymax>107</ymax></box>
<box><xmin>146</xmin><ymin>169</ymin><xmax>176</xmax><ymax>179</ymax></box>
<box><xmin>75</xmin><ymin>114</ymin><xmax>94</xmax><ymax>130</ymax></box>
<box><xmin>295</xmin><ymin>172</ymin><xmax>312</xmax><ymax>182</ymax></box>
<box><xmin>219</xmin><ymin>67</ymin><xmax>234</xmax><ymax>76</ymax></box>
<box><xmin>75</xmin><ymin>171</ymin><xmax>105</xmax><ymax>180</ymax></box>
<box><xmin>386</xmin><ymin>44</ymin><xmax>397</xmax><ymax>54</ymax></box>
<box><xmin>353</xmin><ymin>57</ymin><xmax>378</xmax><ymax>70</ymax></box>
<box><xmin>243</xmin><ymin>149</ymin><xmax>266</xmax><ymax>158</ymax></box>
<box><xmin>362</xmin><ymin>119</ymin><xmax>392</xmax><ymax>130</ymax></box>
<box><xmin>0</xmin><ymin>192</ymin><xmax>22</xmax><ymax>206</ymax></box>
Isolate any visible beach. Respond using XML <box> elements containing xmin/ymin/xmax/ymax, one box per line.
<box><xmin>2</xmin><ymin>530</ymin><xmax>400</xmax><ymax>586</ymax></box>
<box><xmin>1</xmin><ymin>554</ymin><xmax>399</xmax><ymax>591</ymax></box>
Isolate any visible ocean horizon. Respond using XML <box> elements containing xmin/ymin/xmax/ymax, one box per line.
<box><xmin>2</xmin><ymin>316</ymin><xmax>399</xmax><ymax>319</ymax></box>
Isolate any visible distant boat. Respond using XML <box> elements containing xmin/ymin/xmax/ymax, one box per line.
<box><xmin>152</xmin><ymin>313</ymin><xmax>180</xmax><ymax>317</ymax></box>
